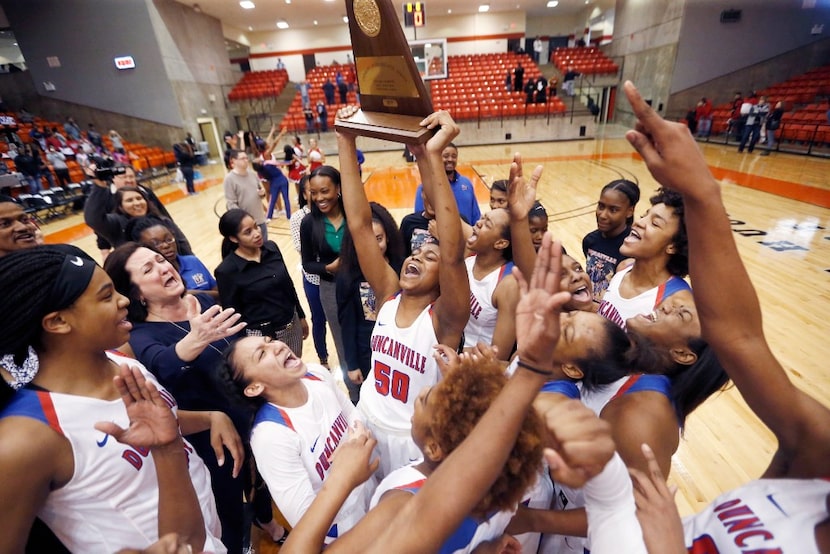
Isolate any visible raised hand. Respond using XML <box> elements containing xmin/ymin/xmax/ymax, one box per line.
<box><xmin>412</xmin><ymin>110</ymin><xmax>460</xmax><ymax>157</ymax></box>
<box><xmin>185</xmin><ymin>294</ymin><xmax>246</xmax><ymax>348</ymax></box>
<box><xmin>540</xmin><ymin>399</ymin><xmax>615</xmax><ymax>489</ymax></box>
<box><xmin>95</xmin><ymin>365</ymin><xmax>180</xmax><ymax>449</ymax></box>
<box><xmin>629</xmin><ymin>444</ymin><xmax>686</xmax><ymax>554</ymax></box>
<box><xmin>507</xmin><ymin>152</ymin><xmax>543</xmax><ymax>220</ymax></box>
<box><xmin>623</xmin><ymin>81</ymin><xmax>715</xmax><ymax>198</ymax></box>
<box><xmin>513</xmin><ymin>232</ymin><xmax>570</xmax><ymax>369</ymax></box>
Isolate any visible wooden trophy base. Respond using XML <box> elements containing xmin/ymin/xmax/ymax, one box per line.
<box><xmin>335</xmin><ymin>109</ymin><xmax>432</xmax><ymax>144</ymax></box>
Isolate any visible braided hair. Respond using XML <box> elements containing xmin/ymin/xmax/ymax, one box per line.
<box><xmin>0</xmin><ymin>246</ymin><xmax>89</xmax><ymax>363</ymax></box>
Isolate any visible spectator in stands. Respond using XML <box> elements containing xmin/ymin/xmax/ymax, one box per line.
<box><xmin>276</xmin><ymin>58</ymin><xmax>286</xmax><ymax>70</ymax></box>
<box><xmin>535</xmin><ymin>76</ymin><xmax>548</xmax><ymax>104</ymax></box>
<box><xmin>13</xmin><ymin>145</ymin><xmax>40</xmax><ymax>194</ymax></box>
<box><xmin>31</xmin><ymin>145</ymin><xmax>57</xmax><ymax>191</ymax></box>
<box><xmin>562</xmin><ymin>66</ymin><xmax>580</xmax><ymax>96</ymax></box>
<box><xmin>761</xmin><ymin>100</ymin><xmax>784</xmax><ymax>156</ymax></box>
<box><xmin>738</xmin><ymin>95</ymin><xmax>769</xmax><ymax>154</ymax></box>
<box><xmin>323</xmin><ymin>78</ymin><xmax>336</xmax><ymax>105</ymax></box>
<box><xmin>109</xmin><ymin>130</ymin><xmax>126</xmax><ymax>154</ymax></box>
<box><xmin>505</xmin><ymin>70</ymin><xmax>512</xmax><ymax>92</ymax></box>
<box><xmin>338</xmin><ymin>79</ymin><xmax>349</xmax><ymax>104</ymax></box>
<box><xmin>46</xmin><ymin>147</ymin><xmax>71</xmax><ymax>187</ymax></box>
<box><xmin>29</xmin><ymin>126</ymin><xmax>46</xmax><ymax>151</ymax></box>
<box><xmin>296</xmin><ymin>80</ymin><xmax>311</xmax><ymax>107</ymax></box>
<box><xmin>173</xmin><ymin>141</ymin><xmax>197</xmax><ymax>195</ymax></box>
<box><xmin>525</xmin><ymin>77</ymin><xmax>536</xmax><ymax>104</ymax></box>
<box><xmin>18</xmin><ymin>107</ymin><xmax>34</xmax><ymax>124</ymax></box>
<box><xmin>533</xmin><ymin>37</ymin><xmax>543</xmax><ymax>63</ymax></box>
<box><xmin>347</xmin><ymin>66</ymin><xmax>357</xmax><ymax>91</ymax></box>
<box><xmin>513</xmin><ymin>62</ymin><xmax>524</xmax><ymax>93</ymax></box>
<box><xmin>684</xmin><ymin>107</ymin><xmax>697</xmax><ymax>134</ymax></box>
<box><xmin>87</xmin><ymin>124</ymin><xmax>104</xmax><ymax>151</ymax></box>
<box><xmin>224</xmin><ymin>149</ymin><xmax>268</xmax><ymax>241</ymax></box>
<box><xmin>63</xmin><ymin>117</ymin><xmax>81</xmax><ymax>141</ymax></box>
<box><xmin>727</xmin><ymin>91</ymin><xmax>743</xmax><ymax>140</ymax></box>
<box><xmin>694</xmin><ymin>97</ymin><xmax>713</xmax><ymax>138</ymax></box>
<box><xmin>316</xmin><ymin>101</ymin><xmax>328</xmax><ymax>132</ymax></box>
<box><xmin>45</xmin><ymin>128</ymin><xmax>64</xmax><ymax>151</ymax></box>
<box><xmin>0</xmin><ymin>195</ymin><xmax>42</xmax><ymax>257</ymax></box>
<box><xmin>303</xmin><ymin>104</ymin><xmax>315</xmax><ymax>134</ymax></box>
<box><xmin>413</xmin><ymin>142</ymin><xmax>480</xmax><ymax>225</ymax></box>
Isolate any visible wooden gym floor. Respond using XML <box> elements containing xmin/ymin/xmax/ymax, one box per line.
<box><xmin>41</xmin><ymin>132</ymin><xmax>829</xmax><ymax>541</ymax></box>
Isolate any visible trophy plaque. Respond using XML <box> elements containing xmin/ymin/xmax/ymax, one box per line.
<box><xmin>335</xmin><ymin>0</ymin><xmax>434</xmax><ymax>144</ymax></box>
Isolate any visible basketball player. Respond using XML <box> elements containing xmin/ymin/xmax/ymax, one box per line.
<box><xmin>463</xmin><ymin>208</ymin><xmax>519</xmax><ymax>359</ymax></box>
<box><xmin>624</xmin><ymin>79</ymin><xmax>830</xmax><ymax>553</ymax></box>
<box><xmin>335</xmin><ymin>109</ymin><xmax>470</xmax><ymax>478</ymax></box>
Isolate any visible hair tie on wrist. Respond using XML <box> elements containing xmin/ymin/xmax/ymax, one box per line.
<box><xmin>516</xmin><ymin>359</ymin><xmax>553</xmax><ymax>376</ymax></box>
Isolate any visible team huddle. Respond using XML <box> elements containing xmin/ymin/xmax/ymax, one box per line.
<box><xmin>0</xmin><ymin>82</ymin><xmax>827</xmax><ymax>554</ymax></box>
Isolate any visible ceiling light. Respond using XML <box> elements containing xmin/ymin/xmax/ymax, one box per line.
<box><xmin>285</xmin><ymin>0</ymin><xmax>291</xmax><ymax>3</ymax></box>
<box><xmin>248</xmin><ymin>26</ymin><xmax>253</xmax><ymax>31</ymax></box>
<box><xmin>12</xmin><ymin>42</ymin><xmax>17</xmax><ymax>46</ymax></box>
<box><xmin>447</xmin><ymin>8</ymin><xmax>452</xmax><ymax>13</ymax></box>
<box><xmin>547</xmin><ymin>1</ymin><xmax>559</xmax><ymax>6</ymax></box>
<box><xmin>276</xmin><ymin>20</ymin><xmax>289</xmax><ymax>28</ymax></box>
<box><xmin>240</xmin><ymin>1</ymin><xmax>255</xmax><ymax>9</ymax></box>
<box><xmin>343</xmin><ymin>15</ymin><xmax>349</xmax><ymax>23</ymax></box>
<box><xmin>478</xmin><ymin>5</ymin><xmax>490</xmax><ymax>12</ymax></box>
<box><xmin>193</xmin><ymin>3</ymin><xmax>202</xmax><ymax>13</ymax></box>
<box><xmin>313</xmin><ymin>20</ymin><xmax>319</xmax><ymax>25</ymax></box>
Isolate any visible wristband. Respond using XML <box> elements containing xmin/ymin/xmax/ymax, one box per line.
<box><xmin>516</xmin><ymin>359</ymin><xmax>554</xmax><ymax>376</ymax></box>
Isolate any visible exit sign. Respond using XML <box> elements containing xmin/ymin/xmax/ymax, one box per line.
<box><xmin>114</xmin><ymin>56</ymin><xmax>136</xmax><ymax>70</ymax></box>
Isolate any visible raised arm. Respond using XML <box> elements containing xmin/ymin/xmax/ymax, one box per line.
<box><xmin>623</xmin><ymin>80</ymin><xmax>830</xmax><ymax>478</ymax></box>
<box><xmin>350</xmin><ymin>236</ymin><xmax>601</xmax><ymax>554</ymax></box>
<box><xmin>95</xmin><ymin>365</ymin><xmax>206</xmax><ymax>552</ymax></box>
<box><xmin>336</xmin><ymin>121</ymin><xmax>400</xmax><ymax>305</ymax></box>
<box><xmin>411</xmin><ymin>112</ymin><xmax>470</xmax><ymax>347</ymax></box>
<box><xmin>507</xmin><ymin>153</ymin><xmax>543</xmax><ymax>280</ymax></box>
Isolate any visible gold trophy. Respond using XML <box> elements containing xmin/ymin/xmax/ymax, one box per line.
<box><xmin>335</xmin><ymin>0</ymin><xmax>434</xmax><ymax>144</ymax></box>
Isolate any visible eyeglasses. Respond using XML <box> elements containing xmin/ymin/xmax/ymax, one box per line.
<box><xmin>148</xmin><ymin>237</ymin><xmax>176</xmax><ymax>248</ymax></box>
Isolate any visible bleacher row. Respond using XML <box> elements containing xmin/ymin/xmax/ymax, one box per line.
<box><xmin>433</xmin><ymin>53</ymin><xmax>567</xmax><ymax>120</ymax></box>
<box><xmin>281</xmin><ymin>64</ymin><xmax>360</xmax><ymax>132</ymax></box>
<box><xmin>704</xmin><ymin>65</ymin><xmax>830</xmax><ymax>147</ymax></box>
<box><xmin>550</xmin><ymin>46</ymin><xmax>618</xmax><ymax>75</ymax></box>
<box><xmin>227</xmin><ymin>69</ymin><xmax>290</xmax><ymax>101</ymax></box>
<box><xmin>225</xmin><ymin>53</ymin><xmax>571</xmax><ymax>132</ymax></box>
<box><xmin>0</xmin><ymin>113</ymin><xmax>177</xmax><ymax>190</ymax></box>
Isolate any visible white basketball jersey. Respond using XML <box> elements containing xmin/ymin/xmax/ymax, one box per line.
<box><xmin>544</xmin><ymin>374</ymin><xmax>674</xmax><ymax>554</ymax></box>
<box><xmin>1</xmin><ymin>352</ymin><xmax>225</xmax><ymax>554</ymax></box>
<box><xmin>358</xmin><ymin>293</ymin><xmax>440</xmax><ymax>432</ymax></box>
<box><xmin>250</xmin><ymin>365</ymin><xmax>373</xmax><ymax>542</ymax></box>
<box><xmin>463</xmin><ymin>256</ymin><xmax>514</xmax><ymax>348</ymax></box>
<box><xmin>372</xmin><ymin>464</ymin><xmax>516</xmax><ymax>554</ymax></box>
<box><xmin>597</xmin><ymin>266</ymin><xmax>691</xmax><ymax>329</ymax></box>
<box><xmin>682</xmin><ymin>478</ymin><xmax>830</xmax><ymax>553</ymax></box>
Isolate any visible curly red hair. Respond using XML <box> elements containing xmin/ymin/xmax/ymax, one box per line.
<box><xmin>426</xmin><ymin>355</ymin><xmax>544</xmax><ymax>516</ymax></box>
